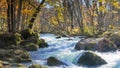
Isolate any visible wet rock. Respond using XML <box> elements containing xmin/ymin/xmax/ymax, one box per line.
<box><xmin>62</xmin><ymin>34</ymin><xmax>68</xmax><ymax>37</ymax></box>
<box><xmin>97</xmin><ymin>38</ymin><xmax>117</xmax><ymax>52</ymax></box>
<box><xmin>20</xmin><ymin>38</ymin><xmax>48</xmax><ymax>51</ymax></box>
<box><xmin>109</xmin><ymin>33</ymin><xmax>120</xmax><ymax>48</ymax></box>
<box><xmin>75</xmin><ymin>42</ymin><xmax>96</xmax><ymax>51</ymax></box>
<box><xmin>56</xmin><ymin>36</ymin><xmax>61</xmax><ymax>39</ymax></box>
<box><xmin>75</xmin><ymin>38</ymin><xmax>117</xmax><ymax>52</ymax></box>
<box><xmin>77</xmin><ymin>51</ymin><xmax>107</xmax><ymax>67</ymax></box>
<box><xmin>28</xmin><ymin>64</ymin><xmax>48</xmax><ymax>68</ymax></box>
<box><xmin>24</xmin><ymin>43</ymin><xmax>39</xmax><ymax>51</ymax></box>
<box><xmin>39</xmin><ymin>39</ymin><xmax>49</xmax><ymax>48</ymax></box>
<box><xmin>47</xmin><ymin>57</ymin><xmax>67</xmax><ymax>66</ymax></box>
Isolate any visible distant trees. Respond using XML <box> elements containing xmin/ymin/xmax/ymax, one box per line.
<box><xmin>40</xmin><ymin>0</ymin><xmax>120</xmax><ymax>36</ymax></box>
<box><xmin>0</xmin><ymin>0</ymin><xmax>120</xmax><ymax>35</ymax></box>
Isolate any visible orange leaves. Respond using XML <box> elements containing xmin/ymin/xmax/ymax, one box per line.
<box><xmin>22</xmin><ymin>9</ymin><xmax>34</xmax><ymax>15</ymax></box>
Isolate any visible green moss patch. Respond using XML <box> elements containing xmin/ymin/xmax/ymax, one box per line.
<box><xmin>0</xmin><ymin>33</ymin><xmax>21</xmax><ymax>48</ymax></box>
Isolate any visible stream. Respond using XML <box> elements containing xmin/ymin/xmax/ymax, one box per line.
<box><xmin>28</xmin><ymin>33</ymin><xmax>120</xmax><ymax>68</ymax></box>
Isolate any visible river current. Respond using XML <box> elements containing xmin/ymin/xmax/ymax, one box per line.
<box><xmin>29</xmin><ymin>34</ymin><xmax>120</xmax><ymax>68</ymax></box>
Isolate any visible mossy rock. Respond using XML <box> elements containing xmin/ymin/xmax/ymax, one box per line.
<box><xmin>20</xmin><ymin>39</ymin><xmax>39</xmax><ymax>51</ymax></box>
<box><xmin>75</xmin><ymin>42</ymin><xmax>96</xmax><ymax>51</ymax></box>
<box><xmin>75</xmin><ymin>38</ymin><xmax>117</xmax><ymax>52</ymax></box>
<box><xmin>0</xmin><ymin>61</ymin><xmax>26</xmax><ymax>68</ymax></box>
<box><xmin>109</xmin><ymin>33</ymin><xmax>120</xmax><ymax>48</ymax></box>
<box><xmin>39</xmin><ymin>39</ymin><xmax>48</xmax><ymax>48</ymax></box>
<box><xmin>77</xmin><ymin>51</ymin><xmax>107</xmax><ymax>67</ymax></box>
<box><xmin>13</xmin><ymin>50</ymin><xmax>31</xmax><ymax>62</ymax></box>
<box><xmin>47</xmin><ymin>57</ymin><xmax>67</xmax><ymax>66</ymax></box>
<box><xmin>27</xmin><ymin>37</ymin><xmax>39</xmax><ymax>44</ymax></box>
<box><xmin>28</xmin><ymin>64</ymin><xmax>48</xmax><ymax>68</ymax></box>
<box><xmin>24</xmin><ymin>43</ymin><xmax>39</xmax><ymax>51</ymax></box>
<box><xmin>0</xmin><ymin>49</ymin><xmax>31</xmax><ymax>63</ymax></box>
<box><xmin>0</xmin><ymin>33</ymin><xmax>21</xmax><ymax>48</ymax></box>
<box><xmin>84</xmin><ymin>43</ymin><xmax>96</xmax><ymax>50</ymax></box>
<box><xmin>14</xmin><ymin>56</ymin><xmax>31</xmax><ymax>63</ymax></box>
<box><xmin>20</xmin><ymin>29</ymin><xmax>39</xmax><ymax>40</ymax></box>
<box><xmin>97</xmin><ymin>38</ymin><xmax>117</xmax><ymax>52</ymax></box>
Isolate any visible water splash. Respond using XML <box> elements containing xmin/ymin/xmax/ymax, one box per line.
<box><xmin>29</xmin><ymin>33</ymin><xmax>120</xmax><ymax>68</ymax></box>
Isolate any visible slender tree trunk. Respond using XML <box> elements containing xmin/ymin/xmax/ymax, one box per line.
<box><xmin>16</xmin><ymin>0</ymin><xmax>22</xmax><ymax>31</ymax></box>
<box><xmin>11</xmin><ymin>0</ymin><xmax>16</xmax><ymax>32</ymax></box>
<box><xmin>28</xmin><ymin>0</ymin><xmax>45</xmax><ymax>29</ymax></box>
<box><xmin>7</xmin><ymin>0</ymin><xmax>12</xmax><ymax>32</ymax></box>
<box><xmin>7</xmin><ymin>0</ymin><xmax>16</xmax><ymax>33</ymax></box>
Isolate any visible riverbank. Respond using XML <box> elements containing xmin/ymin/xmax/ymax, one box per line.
<box><xmin>0</xmin><ymin>29</ymin><xmax>49</xmax><ymax>68</ymax></box>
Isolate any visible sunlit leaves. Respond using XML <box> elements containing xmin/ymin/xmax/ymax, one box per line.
<box><xmin>98</xmin><ymin>0</ymin><xmax>106</xmax><ymax>3</ymax></box>
<box><xmin>99</xmin><ymin>6</ymin><xmax>107</xmax><ymax>12</ymax></box>
<box><xmin>112</xmin><ymin>1</ymin><xmax>120</xmax><ymax>9</ymax></box>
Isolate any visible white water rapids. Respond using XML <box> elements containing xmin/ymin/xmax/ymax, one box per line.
<box><xmin>28</xmin><ymin>34</ymin><xmax>120</xmax><ymax>68</ymax></box>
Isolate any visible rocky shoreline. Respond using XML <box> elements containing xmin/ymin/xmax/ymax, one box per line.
<box><xmin>0</xmin><ymin>29</ymin><xmax>49</xmax><ymax>68</ymax></box>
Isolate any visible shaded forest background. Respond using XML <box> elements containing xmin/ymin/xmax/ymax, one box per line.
<box><xmin>0</xmin><ymin>0</ymin><xmax>120</xmax><ymax>36</ymax></box>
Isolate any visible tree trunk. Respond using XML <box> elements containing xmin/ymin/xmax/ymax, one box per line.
<box><xmin>7</xmin><ymin>0</ymin><xmax>16</xmax><ymax>33</ymax></box>
<box><xmin>7</xmin><ymin>0</ymin><xmax>12</xmax><ymax>32</ymax></box>
<box><xmin>16</xmin><ymin>0</ymin><xmax>22</xmax><ymax>31</ymax></box>
<box><xmin>28</xmin><ymin>0</ymin><xmax>45</xmax><ymax>29</ymax></box>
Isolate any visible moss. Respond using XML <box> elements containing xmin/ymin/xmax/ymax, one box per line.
<box><xmin>28</xmin><ymin>64</ymin><xmax>48</xmax><ymax>68</ymax></box>
<box><xmin>39</xmin><ymin>39</ymin><xmax>48</xmax><ymax>48</ymax></box>
<box><xmin>20</xmin><ymin>29</ymin><xmax>39</xmax><ymax>40</ymax></box>
<box><xmin>84</xmin><ymin>42</ymin><xmax>96</xmax><ymax>50</ymax></box>
<box><xmin>0</xmin><ymin>33</ymin><xmax>21</xmax><ymax>48</ymax></box>
<box><xmin>0</xmin><ymin>49</ymin><xmax>31</xmax><ymax>63</ymax></box>
<box><xmin>25</xmin><ymin>43</ymin><xmax>39</xmax><ymax>51</ymax></box>
<box><xmin>100</xmin><ymin>31</ymin><xmax>112</xmax><ymax>38</ymax></box>
<box><xmin>77</xmin><ymin>52</ymin><xmax>107</xmax><ymax>67</ymax></box>
<box><xmin>14</xmin><ymin>56</ymin><xmax>31</xmax><ymax>63</ymax></box>
<box><xmin>20</xmin><ymin>38</ymin><xmax>40</xmax><ymax>51</ymax></box>
<box><xmin>110</xmin><ymin>33</ymin><xmax>120</xmax><ymax>48</ymax></box>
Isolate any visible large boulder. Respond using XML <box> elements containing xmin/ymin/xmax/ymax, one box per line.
<box><xmin>20</xmin><ymin>39</ymin><xmax>48</xmax><ymax>51</ymax></box>
<box><xmin>20</xmin><ymin>29</ymin><xmax>48</xmax><ymax>51</ymax></box>
<box><xmin>77</xmin><ymin>51</ymin><xmax>107</xmax><ymax>67</ymax></box>
<box><xmin>109</xmin><ymin>32</ymin><xmax>120</xmax><ymax>48</ymax></box>
<box><xmin>20</xmin><ymin>41</ymin><xmax>39</xmax><ymax>51</ymax></box>
<box><xmin>75</xmin><ymin>42</ymin><xmax>96</xmax><ymax>51</ymax></box>
<box><xmin>47</xmin><ymin>57</ymin><xmax>67</xmax><ymax>66</ymax></box>
<box><xmin>97</xmin><ymin>38</ymin><xmax>117</xmax><ymax>52</ymax></box>
<box><xmin>75</xmin><ymin>38</ymin><xmax>117</xmax><ymax>52</ymax></box>
<box><xmin>0</xmin><ymin>33</ymin><xmax>21</xmax><ymax>48</ymax></box>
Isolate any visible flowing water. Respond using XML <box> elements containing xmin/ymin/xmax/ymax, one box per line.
<box><xmin>28</xmin><ymin>33</ymin><xmax>120</xmax><ymax>68</ymax></box>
